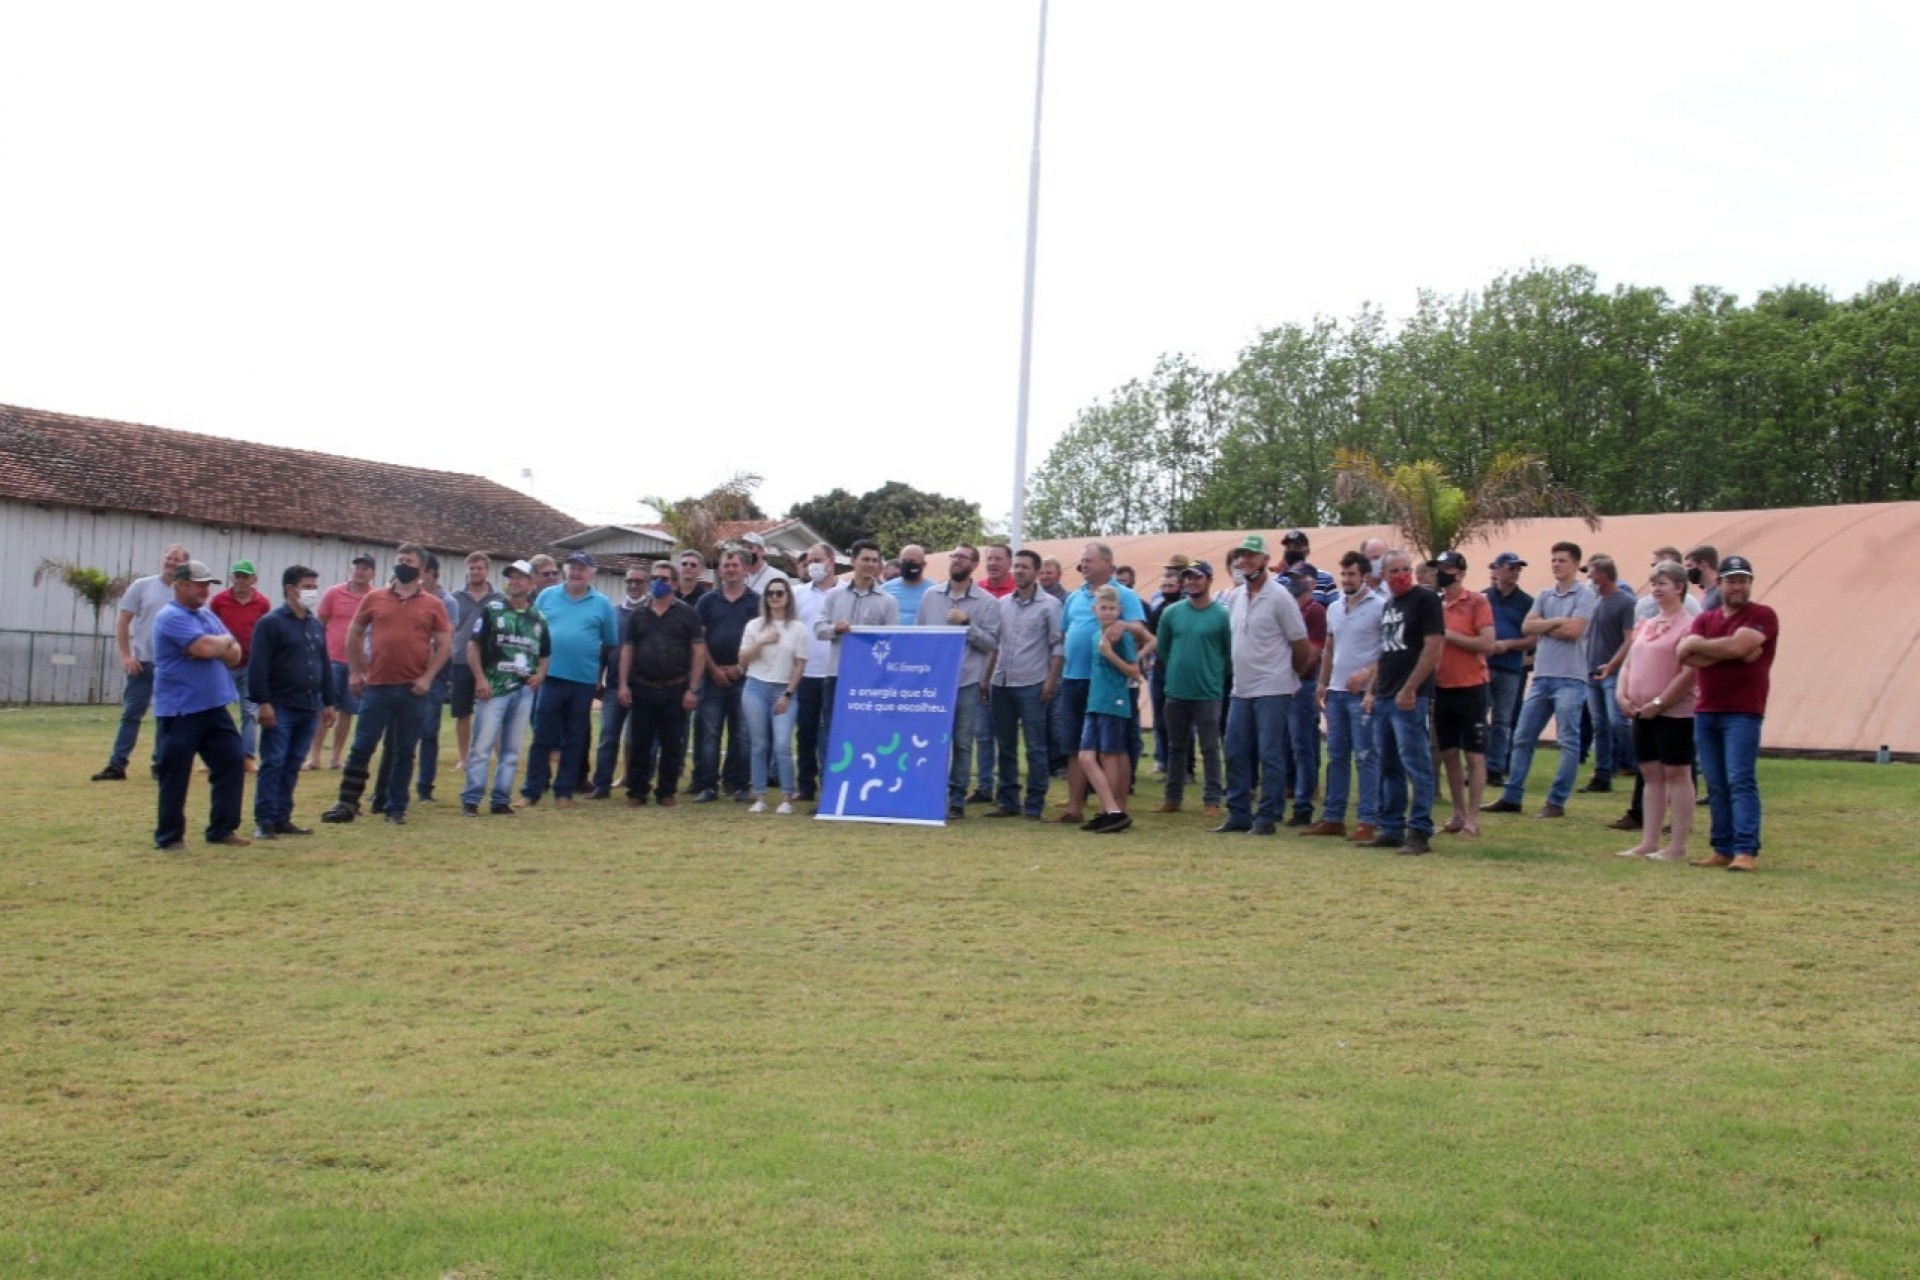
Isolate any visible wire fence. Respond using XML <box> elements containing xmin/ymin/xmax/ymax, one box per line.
<box><xmin>0</xmin><ymin>630</ymin><xmax>126</xmax><ymax>707</ymax></box>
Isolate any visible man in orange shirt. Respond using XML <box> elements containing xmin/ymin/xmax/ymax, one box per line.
<box><xmin>1431</xmin><ymin>551</ymin><xmax>1496</xmax><ymax>837</ymax></box>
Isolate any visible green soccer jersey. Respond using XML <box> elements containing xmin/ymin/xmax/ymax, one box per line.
<box><xmin>472</xmin><ymin>600</ymin><xmax>551</xmax><ymax>695</ymax></box>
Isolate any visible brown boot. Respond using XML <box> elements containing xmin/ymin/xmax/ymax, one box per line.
<box><xmin>1153</xmin><ymin>802</ymin><xmax>1182</xmax><ymax>814</ymax></box>
<box><xmin>1300</xmin><ymin>820</ymin><xmax>1346</xmax><ymax>837</ymax></box>
<box><xmin>1346</xmin><ymin>823</ymin><xmax>1377</xmax><ymax>843</ymax></box>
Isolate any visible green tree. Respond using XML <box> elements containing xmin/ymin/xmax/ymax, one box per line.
<box><xmin>642</xmin><ymin>472</ymin><xmax>766</xmax><ymax>561</ymax></box>
<box><xmin>786</xmin><ymin>482</ymin><xmax>983</xmax><ymax>553</ymax></box>
<box><xmin>33</xmin><ymin>559</ymin><xmax>133</xmax><ymax>703</ymax></box>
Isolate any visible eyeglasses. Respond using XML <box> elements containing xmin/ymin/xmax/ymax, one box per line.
<box><xmin>765</xmin><ymin>589</ymin><xmax>790</xmax><ymax>597</ymax></box>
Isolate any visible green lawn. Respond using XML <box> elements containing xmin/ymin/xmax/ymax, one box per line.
<box><xmin>3</xmin><ymin>705</ymin><xmax>1917</xmax><ymax>1278</ymax></box>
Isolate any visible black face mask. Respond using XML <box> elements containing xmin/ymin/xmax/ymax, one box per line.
<box><xmin>392</xmin><ymin>562</ymin><xmax>421</xmax><ymax>584</ymax></box>
<box><xmin>1283</xmin><ymin>549</ymin><xmax>1307</xmax><ymax>566</ymax></box>
<box><xmin>1686</xmin><ymin>567</ymin><xmax>1703</xmax><ymax>585</ymax></box>
<box><xmin>1435</xmin><ymin>570</ymin><xmax>1458</xmax><ymax>589</ymax></box>
<box><xmin>900</xmin><ymin>562</ymin><xmax>925</xmax><ymax>582</ymax></box>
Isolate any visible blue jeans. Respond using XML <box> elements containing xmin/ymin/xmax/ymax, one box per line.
<box><xmin>943</xmin><ymin>684</ymin><xmax>981</xmax><ymax>810</ymax></box>
<box><xmin>237</xmin><ymin>697</ymin><xmax>260</xmax><ymax>759</ymax></box>
<box><xmin>110</xmin><ymin>660</ymin><xmax>162</xmax><ymax>771</ymax></box>
<box><xmin>1586</xmin><ymin>673</ymin><xmax>1634</xmax><ymax>776</ymax></box>
<box><xmin>971</xmin><ymin>691</ymin><xmax>996</xmax><ymax>794</ymax></box>
<box><xmin>992</xmin><ymin>682</ymin><xmax>1052</xmax><ymax>816</ymax></box>
<box><xmin>743</xmin><ymin>677</ymin><xmax>798</xmax><ymax>797</ymax></box>
<box><xmin>1696</xmin><ymin>712</ymin><xmax>1764</xmax><ymax>857</ymax></box>
<box><xmin>1501</xmin><ymin>675</ymin><xmax>1586</xmax><ymax>808</ymax></box>
<box><xmin>1051</xmin><ymin>678</ymin><xmax>1090</xmax><ymax>776</ymax></box>
<box><xmin>1149</xmin><ymin>668</ymin><xmax>1169</xmax><ymax>770</ymax></box>
<box><xmin>465</xmin><ymin>685</ymin><xmax>535</xmax><ymax>807</ymax></box>
<box><xmin>796</xmin><ymin>677</ymin><xmax>827</xmax><ymax>796</ymax></box>
<box><xmin>1320</xmin><ymin>690</ymin><xmax>1379</xmax><ymax>826</ymax></box>
<box><xmin>1487</xmin><ymin>667</ymin><xmax>1527</xmax><ymax>776</ymax></box>
<box><xmin>254</xmin><ymin>704</ymin><xmax>320</xmax><ymax>829</ymax></box>
<box><xmin>154</xmin><ymin>706</ymin><xmax>244</xmax><ymax>846</ymax></box>
<box><xmin>693</xmin><ymin>679</ymin><xmax>749</xmax><ymax>796</ymax></box>
<box><xmin>1284</xmin><ymin>686</ymin><xmax>1321</xmax><ymax>817</ymax></box>
<box><xmin>414</xmin><ymin>682</ymin><xmax>445</xmax><ymax>796</ymax></box>
<box><xmin>337</xmin><ymin>684</ymin><xmax>429</xmax><ymax>817</ymax></box>
<box><xmin>592</xmin><ymin>694</ymin><xmax>631</xmax><ymax>793</ymax></box>
<box><xmin>523</xmin><ymin>677</ymin><xmax>595</xmax><ymax>801</ymax></box>
<box><xmin>1374</xmin><ymin>695</ymin><xmax>1436</xmax><ymax>838</ymax></box>
<box><xmin>1224</xmin><ymin>693</ymin><xmax>1294</xmax><ymax>825</ymax></box>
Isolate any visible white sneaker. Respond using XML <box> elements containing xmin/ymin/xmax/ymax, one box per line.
<box><xmin>747</xmin><ymin>800</ymin><xmax>767</xmax><ymax>814</ymax></box>
<box><xmin>775</xmin><ymin>801</ymin><xmax>794</xmax><ymax>815</ymax></box>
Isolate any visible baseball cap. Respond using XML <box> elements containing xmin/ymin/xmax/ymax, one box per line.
<box><xmin>1237</xmin><ymin>534</ymin><xmax>1269</xmax><ymax>556</ymax></box>
<box><xmin>351</xmin><ymin>553</ymin><xmax>377</xmax><ymax>568</ymax></box>
<box><xmin>506</xmin><ymin>559</ymin><xmax>535</xmax><ymax>577</ymax></box>
<box><xmin>566</xmin><ymin>550</ymin><xmax>596</xmax><ymax>568</ymax></box>
<box><xmin>1718</xmin><ymin>555</ymin><xmax>1755</xmax><ymax>578</ymax></box>
<box><xmin>171</xmin><ymin>560</ymin><xmax>221</xmax><ymax>584</ymax></box>
<box><xmin>742</xmin><ymin>531</ymin><xmax>768</xmax><ymax>549</ymax></box>
<box><xmin>229</xmin><ymin>559</ymin><xmax>257</xmax><ymax>577</ymax></box>
<box><xmin>1428</xmin><ymin>551</ymin><xmax>1469</xmax><ymax>572</ymax></box>
<box><xmin>1491</xmin><ymin>551</ymin><xmax>1527</xmax><ymax>568</ymax></box>
<box><xmin>1282</xmin><ymin>528</ymin><xmax>1309</xmax><ymax>545</ymax></box>
<box><xmin>1181</xmin><ymin>558</ymin><xmax>1214</xmax><ymax>580</ymax></box>
<box><xmin>1314</xmin><ymin>570</ymin><xmax>1335</xmax><ymax>594</ymax></box>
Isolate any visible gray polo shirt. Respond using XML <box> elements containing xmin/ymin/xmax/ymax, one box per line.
<box><xmin>813</xmin><ymin>582</ymin><xmax>900</xmax><ymax>677</ymax></box>
<box><xmin>1324</xmin><ymin>590</ymin><xmax>1386</xmax><ymax>690</ymax></box>
<box><xmin>1529</xmin><ymin>580</ymin><xmax>1598</xmax><ymax>679</ymax></box>
<box><xmin>916</xmin><ymin>581</ymin><xmax>1002</xmax><ymax>687</ymax></box>
<box><xmin>992</xmin><ymin>588</ymin><xmax>1063</xmax><ymax>688</ymax></box>
<box><xmin>1227</xmin><ymin>575</ymin><xmax>1308</xmax><ymax>698</ymax></box>
<box><xmin>119</xmin><ymin>574</ymin><xmax>173</xmax><ymax>664</ymax></box>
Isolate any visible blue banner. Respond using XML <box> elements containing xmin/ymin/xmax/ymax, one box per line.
<box><xmin>817</xmin><ymin>626</ymin><xmax>967</xmax><ymax>825</ymax></box>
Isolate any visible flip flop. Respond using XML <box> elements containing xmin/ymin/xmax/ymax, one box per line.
<box><xmin>1442</xmin><ymin>817</ymin><xmax>1466</xmax><ymax>834</ymax></box>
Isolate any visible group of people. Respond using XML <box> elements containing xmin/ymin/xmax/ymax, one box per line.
<box><xmin>93</xmin><ymin>527</ymin><xmax>1780</xmax><ymax>872</ymax></box>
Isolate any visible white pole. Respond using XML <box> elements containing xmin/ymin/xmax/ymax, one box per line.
<box><xmin>1009</xmin><ymin>0</ymin><xmax>1049</xmax><ymax>551</ymax></box>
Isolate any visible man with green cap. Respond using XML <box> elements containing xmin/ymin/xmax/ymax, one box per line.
<box><xmin>210</xmin><ymin>559</ymin><xmax>273</xmax><ymax>768</ymax></box>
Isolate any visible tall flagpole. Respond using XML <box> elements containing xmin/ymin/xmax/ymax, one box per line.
<box><xmin>1009</xmin><ymin>0</ymin><xmax>1049</xmax><ymax>551</ymax></box>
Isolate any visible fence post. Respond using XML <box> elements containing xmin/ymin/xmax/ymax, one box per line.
<box><xmin>26</xmin><ymin>632</ymin><xmax>35</xmax><ymax>706</ymax></box>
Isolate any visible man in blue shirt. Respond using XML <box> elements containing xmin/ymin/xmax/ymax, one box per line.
<box><xmin>521</xmin><ymin>550</ymin><xmax>619</xmax><ymax>808</ymax></box>
<box><xmin>247</xmin><ymin>564</ymin><xmax>335</xmax><ymax>839</ymax></box>
<box><xmin>880</xmin><ymin>544</ymin><xmax>935</xmax><ymax>623</ymax></box>
<box><xmin>151</xmin><ymin>560</ymin><xmax>250</xmax><ymax>850</ymax></box>
<box><xmin>1050</xmin><ymin>541</ymin><xmax>1146</xmax><ymax>825</ymax></box>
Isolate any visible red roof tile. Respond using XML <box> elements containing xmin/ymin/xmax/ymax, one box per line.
<box><xmin>0</xmin><ymin>403</ymin><xmax>583</xmax><ymax>557</ymax></box>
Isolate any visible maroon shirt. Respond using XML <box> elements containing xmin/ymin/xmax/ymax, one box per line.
<box><xmin>208</xmin><ymin>588</ymin><xmax>273</xmax><ymax>660</ymax></box>
<box><xmin>1690</xmin><ymin>602</ymin><xmax>1779</xmax><ymax>716</ymax></box>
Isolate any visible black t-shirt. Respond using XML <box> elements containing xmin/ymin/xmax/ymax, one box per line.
<box><xmin>1376</xmin><ymin>586</ymin><xmax>1445</xmax><ymax>699</ymax></box>
<box><xmin>624</xmin><ymin>599</ymin><xmax>705</xmax><ymax>683</ymax></box>
<box><xmin>693</xmin><ymin>587</ymin><xmax>760</xmax><ymax>666</ymax></box>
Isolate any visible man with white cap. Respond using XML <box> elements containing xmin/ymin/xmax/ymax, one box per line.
<box><xmin>462</xmin><ymin>560</ymin><xmax>551</xmax><ymax>816</ymax></box>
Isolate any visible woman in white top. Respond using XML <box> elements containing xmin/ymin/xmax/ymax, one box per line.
<box><xmin>737</xmin><ymin>578</ymin><xmax>808</xmax><ymax>812</ymax></box>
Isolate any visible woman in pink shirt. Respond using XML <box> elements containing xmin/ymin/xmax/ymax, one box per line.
<box><xmin>1614</xmin><ymin>561</ymin><xmax>1698</xmax><ymax>861</ymax></box>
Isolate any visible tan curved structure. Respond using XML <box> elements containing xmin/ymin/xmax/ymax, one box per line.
<box><xmin>924</xmin><ymin>502</ymin><xmax>1918</xmax><ymax>755</ymax></box>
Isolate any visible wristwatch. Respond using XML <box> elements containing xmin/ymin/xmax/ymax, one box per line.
<box><xmin>1650</xmin><ymin>696</ymin><xmax>1664</xmax><ymax>709</ymax></box>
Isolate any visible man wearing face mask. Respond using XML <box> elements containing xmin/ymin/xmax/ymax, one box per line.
<box><xmin>320</xmin><ymin>543</ymin><xmax>453</xmax><ymax>825</ymax></box>
<box><xmin>881</xmin><ymin>543</ymin><xmax>935</xmax><ymax>623</ymax></box>
<box><xmin>1430</xmin><ymin>551</ymin><xmax>1495</xmax><ymax>837</ymax></box>
<box><xmin>1364</xmin><ymin>550</ymin><xmax>1444</xmax><ymax>855</ymax></box>
<box><xmin>1152</xmin><ymin>560</ymin><xmax>1230</xmax><ymax>817</ymax></box>
<box><xmin>739</xmin><ymin>532</ymin><xmax>786</xmax><ymax>596</ymax></box>
<box><xmin>617</xmin><ymin>558</ymin><xmax>706</xmax><ymax>806</ymax></box>
<box><xmin>589</xmin><ymin>563</ymin><xmax>657</xmax><ymax>799</ymax></box>
<box><xmin>247</xmin><ymin>565</ymin><xmax>335</xmax><ymax>839</ymax></box>
<box><xmin>1280</xmin><ymin>529</ymin><xmax>1317</xmax><ymax>579</ymax></box>
<box><xmin>1684</xmin><ymin>544</ymin><xmax>1722</xmax><ymax>610</ymax></box>
<box><xmin>793</xmin><ymin>542</ymin><xmax>840</xmax><ymax>802</ymax></box>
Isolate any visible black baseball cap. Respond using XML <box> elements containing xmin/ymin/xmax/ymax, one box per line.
<box><xmin>1718</xmin><ymin>555</ymin><xmax>1755</xmax><ymax>578</ymax></box>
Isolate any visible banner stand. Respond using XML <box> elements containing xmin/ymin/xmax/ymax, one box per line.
<box><xmin>816</xmin><ymin>626</ymin><xmax>968</xmax><ymax>826</ymax></box>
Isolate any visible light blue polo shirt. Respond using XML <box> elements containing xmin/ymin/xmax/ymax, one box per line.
<box><xmin>1061</xmin><ymin>581</ymin><xmax>1146</xmax><ymax>681</ymax></box>
<box><xmin>533</xmin><ymin>585</ymin><xmax>619</xmax><ymax>684</ymax></box>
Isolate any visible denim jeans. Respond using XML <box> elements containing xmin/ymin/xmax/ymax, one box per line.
<box><xmin>1283</xmin><ymin>687</ymin><xmax>1321</xmax><ymax>817</ymax></box>
<box><xmin>1050</xmin><ymin>678</ymin><xmax>1090</xmax><ymax>776</ymax></box>
<box><xmin>942</xmin><ymin>684</ymin><xmax>981</xmax><ymax>810</ymax></box>
<box><xmin>522</xmin><ymin>677</ymin><xmax>595</xmax><ymax>801</ymax></box>
<box><xmin>1320</xmin><ymin>690</ymin><xmax>1379</xmax><ymax>826</ymax></box>
<box><xmin>796</xmin><ymin>676</ymin><xmax>827</xmax><ymax>796</ymax></box>
<box><xmin>592</xmin><ymin>694</ymin><xmax>631</xmax><ymax>793</ymax></box>
<box><xmin>414</xmin><ymin>682</ymin><xmax>445</xmax><ymax>796</ymax></box>
<box><xmin>110</xmin><ymin>660</ymin><xmax>162</xmax><ymax>771</ymax></box>
<box><xmin>464</xmin><ymin>685</ymin><xmax>535</xmax><ymax>807</ymax></box>
<box><xmin>237</xmin><ymin>697</ymin><xmax>260</xmax><ymax>759</ymax></box>
<box><xmin>337</xmin><ymin>684</ymin><xmax>429</xmax><ymax>817</ymax></box>
<box><xmin>971</xmin><ymin>691</ymin><xmax>996</xmax><ymax>794</ymax></box>
<box><xmin>743</xmin><ymin>676</ymin><xmax>798</xmax><ymax>797</ymax></box>
<box><xmin>693</xmin><ymin>679</ymin><xmax>749</xmax><ymax>796</ymax></box>
<box><xmin>1224</xmin><ymin>693</ymin><xmax>1294</xmax><ymax>825</ymax></box>
<box><xmin>1374</xmin><ymin>695</ymin><xmax>1436</xmax><ymax>838</ymax></box>
<box><xmin>992</xmin><ymin>682</ymin><xmax>1052</xmax><ymax>816</ymax></box>
<box><xmin>1696</xmin><ymin>711</ymin><xmax>1764</xmax><ymax>857</ymax></box>
<box><xmin>254</xmin><ymin>704</ymin><xmax>320</xmax><ymax>829</ymax></box>
<box><xmin>1487</xmin><ymin>667</ymin><xmax>1527</xmax><ymax>776</ymax></box>
<box><xmin>154</xmin><ymin>706</ymin><xmax>245</xmax><ymax>847</ymax></box>
<box><xmin>1586</xmin><ymin>673</ymin><xmax>1635</xmax><ymax>776</ymax></box>
<box><xmin>1501</xmin><ymin>675</ymin><xmax>1586</xmax><ymax>808</ymax></box>
<box><xmin>1161</xmin><ymin>696</ymin><xmax>1222</xmax><ymax>808</ymax></box>
<box><xmin>1149</xmin><ymin>667</ymin><xmax>1169</xmax><ymax>770</ymax></box>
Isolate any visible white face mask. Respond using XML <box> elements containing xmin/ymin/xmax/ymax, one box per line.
<box><xmin>1230</xmin><ymin>569</ymin><xmax>1247</xmax><ymax>586</ymax></box>
<box><xmin>297</xmin><ymin>588</ymin><xmax>321</xmax><ymax>609</ymax></box>
<box><xmin>807</xmin><ymin>562</ymin><xmax>829</xmax><ymax>584</ymax></box>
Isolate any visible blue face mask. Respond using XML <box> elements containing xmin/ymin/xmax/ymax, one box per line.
<box><xmin>650</xmin><ymin>578</ymin><xmax>674</xmax><ymax>599</ymax></box>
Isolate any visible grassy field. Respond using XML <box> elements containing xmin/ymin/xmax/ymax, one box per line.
<box><xmin>3</xmin><ymin>704</ymin><xmax>1918</xmax><ymax>1278</ymax></box>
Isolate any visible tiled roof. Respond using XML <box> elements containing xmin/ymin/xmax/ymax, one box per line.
<box><xmin>0</xmin><ymin>403</ymin><xmax>583</xmax><ymax>558</ymax></box>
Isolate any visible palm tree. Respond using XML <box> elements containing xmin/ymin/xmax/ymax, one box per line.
<box><xmin>34</xmin><ymin>559</ymin><xmax>135</xmax><ymax>703</ymax></box>
<box><xmin>641</xmin><ymin>471</ymin><xmax>766</xmax><ymax>561</ymax></box>
<box><xmin>1332</xmin><ymin>449</ymin><xmax>1600</xmax><ymax>562</ymax></box>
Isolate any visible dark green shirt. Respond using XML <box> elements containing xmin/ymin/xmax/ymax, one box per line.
<box><xmin>1156</xmin><ymin>599</ymin><xmax>1230</xmax><ymax>701</ymax></box>
<box><xmin>471</xmin><ymin>600</ymin><xmax>551</xmax><ymax>695</ymax></box>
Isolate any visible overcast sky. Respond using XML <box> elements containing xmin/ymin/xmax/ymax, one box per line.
<box><xmin>4</xmin><ymin>1</ymin><xmax>1914</xmax><ymax>533</ymax></box>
